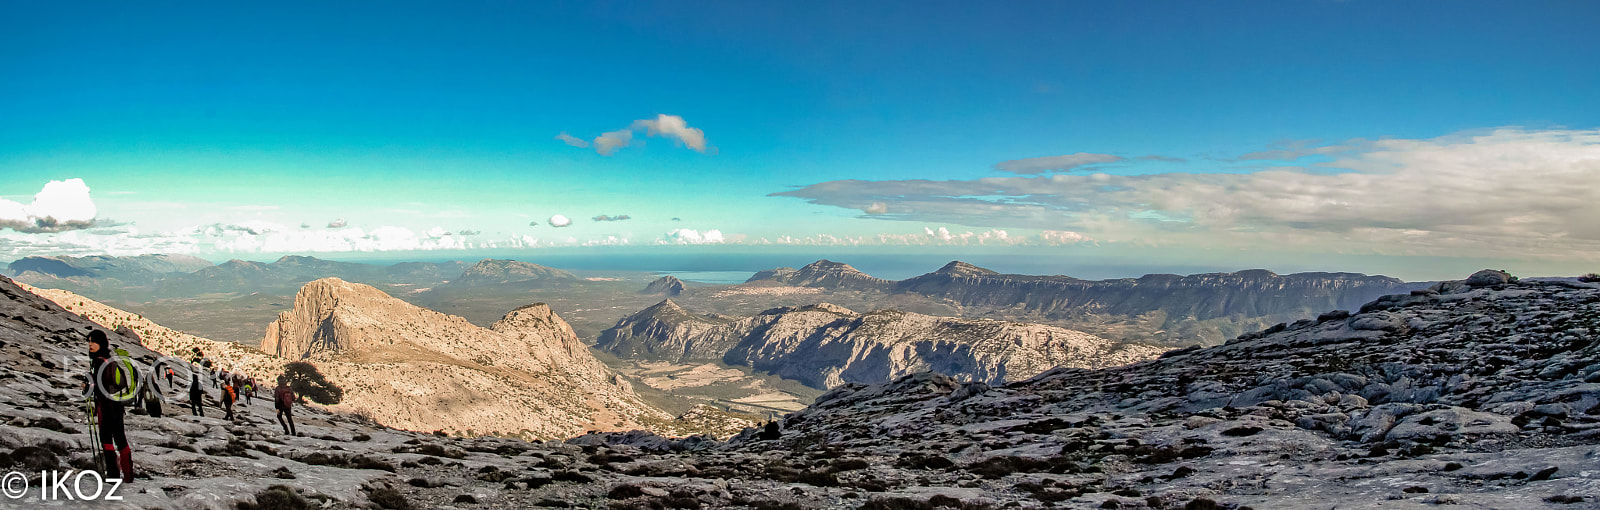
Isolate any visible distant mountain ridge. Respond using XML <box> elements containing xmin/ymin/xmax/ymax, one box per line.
<box><xmin>9</xmin><ymin>253</ymin><xmax>214</xmax><ymax>282</ymax></box>
<box><xmin>743</xmin><ymin>259</ymin><xmax>1429</xmax><ymax>343</ymax></box>
<box><xmin>597</xmin><ymin>299</ymin><xmax>1164</xmax><ymax>389</ymax></box>
<box><xmin>8</xmin><ymin>253</ymin><xmax>472</xmax><ymax>298</ymax></box>
<box><xmin>743</xmin><ymin>259</ymin><xmax>894</xmax><ymax>290</ymax></box>
<box><xmin>446</xmin><ymin>259</ymin><xmax>578</xmax><ymax>286</ymax></box>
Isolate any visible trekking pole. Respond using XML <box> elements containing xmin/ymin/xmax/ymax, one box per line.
<box><xmin>83</xmin><ymin>396</ymin><xmax>104</xmax><ymax>476</ymax></box>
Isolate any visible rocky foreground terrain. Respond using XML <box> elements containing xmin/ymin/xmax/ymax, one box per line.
<box><xmin>599</xmin><ymin>300</ymin><xmax>1164</xmax><ymax>389</ymax></box>
<box><xmin>27</xmin><ymin>278</ymin><xmax>738</xmax><ymax>441</ymax></box>
<box><xmin>1</xmin><ymin>270</ymin><xmax>1598</xmax><ymax>509</ymax></box>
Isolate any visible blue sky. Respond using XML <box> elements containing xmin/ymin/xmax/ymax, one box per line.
<box><xmin>1</xmin><ymin>1</ymin><xmax>1598</xmax><ymax>279</ymax></box>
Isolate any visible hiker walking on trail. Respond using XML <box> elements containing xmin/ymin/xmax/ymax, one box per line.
<box><xmin>138</xmin><ymin>378</ymin><xmax>162</xmax><ymax>418</ymax></box>
<box><xmin>220</xmin><ymin>381</ymin><xmax>237</xmax><ymax>421</ymax></box>
<box><xmin>273</xmin><ymin>376</ymin><xmax>297</xmax><ymax>436</ymax></box>
<box><xmin>86</xmin><ymin>330</ymin><xmax>135</xmax><ymax>482</ymax></box>
<box><xmin>188</xmin><ymin>371</ymin><xmax>205</xmax><ymax>417</ymax></box>
<box><xmin>241</xmin><ymin>378</ymin><xmax>254</xmax><ymax>406</ymax></box>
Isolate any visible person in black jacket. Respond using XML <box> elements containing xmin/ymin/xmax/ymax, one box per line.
<box><xmin>87</xmin><ymin>330</ymin><xmax>134</xmax><ymax>482</ymax></box>
<box><xmin>188</xmin><ymin>370</ymin><xmax>205</xmax><ymax>417</ymax></box>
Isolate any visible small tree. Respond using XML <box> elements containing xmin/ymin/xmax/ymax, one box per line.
<box><xmin>283</xmin><ymin>362</ymin><xmax>343</xmax><ymax>405</ymax></box>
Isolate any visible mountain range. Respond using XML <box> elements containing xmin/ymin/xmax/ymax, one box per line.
<box><xmin>598</xmin><ymin>299</ymin><xmax>1165</xmax><ymax>389</ymax></box>
<box><xmin>5</xmin><ymin>254</ymin><xmax>581</xmax><ymax>297</ymax></box>
<box><xmin>742</xmin><ymin>259</ymin><xmax>1431</xmax><ymax>344</ymax></box>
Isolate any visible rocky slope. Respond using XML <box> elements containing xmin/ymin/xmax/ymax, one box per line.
<box><xmin>30</xmin><ymin>277</ymin><xmax>683</xmax><ymax>441</ymax></box>
<box><xmin>23</xmin><ymin>284</ymin><xmax>290</xmax><ymax>381</ymax></box>
<box><xmin>0</xmin><ymin>274</ymin><xmax>662</xmax><ymax>509</ymax></box>
<box><xmin>598</xmin><ymin>300</ymin><xmax>1166</xmax><ymax>389</ymax></box>
<box><xmin>642</xmin><ymin>275</ymin><xmax>687</xmax><ymax>296</ymax></box>
<box><xmin>260</xmin><ymin>278</ymin><xmax>668</xmax><ymax>438</ymax></box>
<box><xmin>607</xmin><ymin>269</ymin><xmax>1594</xmax><ymax>508</ymax></box>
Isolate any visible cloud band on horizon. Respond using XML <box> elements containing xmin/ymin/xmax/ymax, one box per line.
<box><xmin>774</xmin><ymin>128</ymin><xmax>1600</xmax><ymax>261</ymax></box>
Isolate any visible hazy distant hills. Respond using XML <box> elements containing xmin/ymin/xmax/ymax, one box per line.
<box><xmin>8</xmin><ymin>253</ymin><xmax>214</xmax><ymax>285</ymax></box>
<box><xmin>598</xmin><ymin>299</ymin><xmax>1165</xmax><ymax>389</ymax></box>
<box><xmin>740</xmin><ymin>259</ymin><xmax>1431</xmax><ymax>345</ymax></box>
<box><xmin>6</xmin><ymin>254</ymin><xmax>584</xmax><ymax>298</ymax></box>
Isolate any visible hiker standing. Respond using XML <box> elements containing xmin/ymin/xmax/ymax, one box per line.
<box><xmin>188</xmin><ymin>371</ymin><xmax>205</xmax><ymax>417</ymax></box>
<box><xmin>220</xmin><ymin>381</ymin><xmax>236</xmax><ymax>421</ymax></box>
<box><xmin>241</xmin><ymin>378</ymin><xmax>254</xmax><ymax>406</ymax></box>
<box><xmin>273</xmin><ymin>377</ymin><xmax>297</xmax><ymax>436</ymax></box>
<box><xmin>86</xmin><ymin>330</ymin><xmax>135</xmax><ymax>481</ymax></box>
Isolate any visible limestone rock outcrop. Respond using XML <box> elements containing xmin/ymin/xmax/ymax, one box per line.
<box><xmin>260</xmin><ymin>278</ymin><xmax>666</xmax><ymax>438</ymax></box>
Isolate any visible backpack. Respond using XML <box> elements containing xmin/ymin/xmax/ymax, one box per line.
<box><xmin>275</xmin><ymin>386</ymin><xmax>294</xmax><ymax>410</ymax></box>
<box><xmin>223</xmin><ymin>385</ymin><xmax>236</xmax><ymax>404</ymax></box>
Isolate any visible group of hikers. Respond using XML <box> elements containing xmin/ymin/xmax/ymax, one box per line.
<box><xmin>85</xmin><ymin>330</ymin><xmax>301</xmax><ymax>482</ymax></box>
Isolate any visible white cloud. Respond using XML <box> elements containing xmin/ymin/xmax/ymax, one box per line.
<box><xmin>593</xmin><ymin>129</ymin><xmax>633</xmax><ymax>156</ymax></box>
<box><xmin>631</xmin><ymin>114</ymin><xmax>708</xmax><ymax>153</ymax></box>
<box><xmin>567</xmin><ymin>114</ymin><xmax>711</xmax><ymax>156</ymax></box>
<box><xmin>326</xmin><ymin>218</ymin><xmax>347</xmax><ymax>228</ymax></box>
<box><xmin>548</xmin><ymin>214</ymin><xmax>573</xmax><ymax>227</ymax></box>
<box><xmin>1040</xmin><ymin>230</ymin><xmax>1090</xmax><ymax>245</ymax></box>
<box><xmin>0</xmin><ymin>178</ymin><xmax>98</xmax><ymax>233</ymax></box>
<box><xmin>864</xmin><ymin>202</ymin><xmax>889</xmax><ymax>214</ymax></box>
<box><xmin>555</xmin><ymin>132</ymin><xmax>590</xmax><ymax>148</ymax></box>
<box><xmin>774</xmin><ymin>128</ymin><xmax>1600</xmax><ymax>260</ymax></box>
<box><xmin>583</xmin><ymin>235</ymin><xmax>629</xmax><ymax>246</ymax></box>
<box><xmin>660</xmin><ymin>228</ymin><xmax>725</xmax><ymax>245</ymax></box>
<box><xmin>994</xmin><ymin>153</ymin><xmax>1123</xmax><ymax>174</ymax></box>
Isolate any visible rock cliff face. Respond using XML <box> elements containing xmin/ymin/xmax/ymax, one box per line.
<box><xmin>447</xmin><ymin>258</ymin><xmax>577</xmax><ymax>286</ymax></box>
<box><xmin>598</xmin><ymin>301</ymin><xmax>1164</xmax><ymax>389</ymax></box>
<box><xmin>258</xmin><ymin>278</ymin><xmax>666</xmax><ymax>438</ymax></box>
<box><xmin>641</xmin><ymin>275</ymin><xmax>686</xmax><ymax>296</ymax></box>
